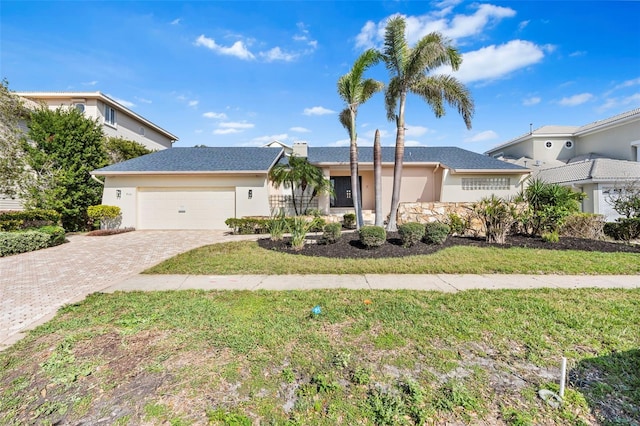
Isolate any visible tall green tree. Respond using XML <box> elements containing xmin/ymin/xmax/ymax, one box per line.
<box><xmin>269</xmin><ymin>155</ymin><xmax>332</xmax><ymax>216</ymax></box>
<box><xmin>104</xmin><ymin>136</ymin><xmax>153</xmax><ymax>164</ymax></box>
<box><xmin>337</xmin><ymin>49</ymin><xmax>384</xmax><ymax>229</ymax></box>
<box><xmin>381</xmin><ymin>16</ymin><xmax>474</xmax><ymax>231</ymax></box>
<box><xmin>24</xmin><ymin>106</ymin><xmax>108</xmax><ymax>230</ymax></box>
<box><xmin>0</xmin><ymin>79</ymin><xmax>29</xmax><ymax>199</ymax></box>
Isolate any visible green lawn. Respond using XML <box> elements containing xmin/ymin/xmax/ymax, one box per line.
<box><xmin>1</xmin><ymin>289</ymin><xmax>638</xmax><ymax>425</ymax></box>
<box><xmin>145</xmin><ymin>240</ymin><xmax>640</xmax><ymax>275</ymax></box>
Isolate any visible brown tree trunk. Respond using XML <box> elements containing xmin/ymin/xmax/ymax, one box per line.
<box><xmin>374</xmin><ymin>129</ymin><xmax>383</xmax><ymax>227</ymax></box>
<box><xmin>387</xmin><ymin>93</ymin><xmax>406</xmax><ymax>231</ymax></box>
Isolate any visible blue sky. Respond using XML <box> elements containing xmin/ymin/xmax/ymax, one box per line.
<box><xmin>2</xmin><ymin>1</ymin><xmax>639</xmax><ymax>153</ymax></box>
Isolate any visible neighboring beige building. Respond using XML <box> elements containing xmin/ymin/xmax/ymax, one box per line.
<box><xmin>15</xmin><ymin>92</ymin><xmax>178</xmax><ymax>151</ymax></box>
<box><xmin>92</xmin><ymin>144</ymin><xmax>529</xmax><ymax>230</ymax></box>
<box><xmin>1</xmin><ymin>92</ymin><xmax>178</xmax><ymax>211</ymax></box>
<box><xmin>486</xmin><ymin>108</ymin><xmax>640</xmax><ymax>220</ymax></box>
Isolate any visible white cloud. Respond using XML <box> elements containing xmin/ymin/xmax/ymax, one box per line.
<box><xmin>203</xmin><ymin>112</ymin><xmax>227</xmax><ymax>119</ymax></box>
<box><xmin>612</xmin><ymin>77</ymin><xmax>640</xmax><ymax>91</ymax></box>
<box><xmin>260</xmin><ymin>47</ymin><xmax>297</xmax><ymax>62</ymax></box>
<box><xmin>523</xmin><ymin>96</ymin><xmax>541</xmax><ymax>106</ymax></box>
<box><xmin>441</xmin><ymin>40</ymin><xmax>545</xmax><ymax>83</ymax></box>
<box><xmin>108</xmin><ymin>95</ymin><xmax>135</xmax><ymax>108</ymax></box>
<box><xmin>559</xmin><ymin>93</ymin><xmax>593</xmax><ymax>106</ymax></box>
<box><xmin>464</xmin><ymin>130</ymin><xmax>498</xmax><ymax>143</ymax></box>
<box><xmin>405</xmin><ymin>140</ymin><xmax>424</xmax><ymax>147</ymax></box>
<box><xmin>213</xmin><ymin>128</ymin><xmax>241</xmax><ymax>135</ymax></box>
<box><xmin>219</xmin><ymin>121</ymin><xmax>254</xmax><ymax>129</ymax></box>
<box><xmin>135</xmin><ymin>96</ymin><xmax>152</xmax><ymax>104</ymax></box>
<box><xmin>355</xmin><ymin>4</ymin><xmax>516</xmax><ymax>49</ymax></box>
<box><xmin>598</xmin><ymin>93</ymin><xmax>640</xmax><ymax>111</ymax></box>
<box><xmin>250</xmin><ymin>134</ymin><xmax>291</xmax><ymax>144</ymax></box>
<box><xmin>303</xmin><ymin>106</ymin><xmax>335</xmax><ymax>116</ymax></box>
<box><xmin>171</xmin><ymin>18</ymin><xmax>181</xmax><ymax>25</ymax></box>
<box><xmin>82</xmin><ymin>80</ymin><xmax>98</xmax><ymax>86</ymax></box>
<box><xmin>569</xmin><ymin>50</ymin><xmax>587</xmax><ymax>57</ymax></box>
<box><xmin>329</xmin><ymin>138</ymin><xmax>350</xmax><ymax>147</ymax></box>
<box><xmin>518</xmin><ymin>20</ymin><xmax>530</xmax><ymax>31</ymax></box>
<box><xmin>405</xmin><ymin>125</ymin><xmax>429</xmax><ymax>137</ymax></box>
<box><xmin>294</xmin><ymin>22</ymin><xmax>318</xmax><ymax>50</ymax></box>
<box><xmin>290</xmin><ymin>126</ymin><xmax>311</xmax><ymax>133</ymax></box>
<box><xmin>188</xmin><ymin>100</ymin><xmax>199</xmax><ymax>108</ymax></box>
<box><xmin>195</xmin><ymin>35</ymin><xmax>255</xmax><ymax>60</ymax></box>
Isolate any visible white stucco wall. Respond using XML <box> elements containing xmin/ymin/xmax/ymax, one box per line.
<box><xmin>576</xmin><ymin>120</ymin><xmax>640</xmax><ymax>161</ymax></box>
<box><xmin>439</xmin><ymin>171</ymin><xmax>527</xmax><ymax>202</ymax></box>
<box><xmin>100</xmin><ymin>174</ymin><xmax>270</xmax><ymax>229</ymax></box>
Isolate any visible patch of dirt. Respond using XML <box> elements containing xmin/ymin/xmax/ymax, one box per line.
<box><xmin>258</xmin><ymin>232</ymin><xmax>640</xmax><ymax>259</ymax></box>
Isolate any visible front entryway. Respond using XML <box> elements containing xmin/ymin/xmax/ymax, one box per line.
<box><xmin>331</xmin><ymin>176</ymin><xmax>361</xmax><ymax>208</ymax></box>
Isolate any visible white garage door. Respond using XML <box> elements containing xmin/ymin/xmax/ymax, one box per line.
<box><xmin>138</xmin><ymin>187</ymin><xmax>235</xmax><ymax>230</ymax></box>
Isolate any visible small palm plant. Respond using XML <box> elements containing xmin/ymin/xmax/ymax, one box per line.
<box><xmin>290</xmin><ymin>216</ymin><xmax>313</xmax><ymax>250</ymax></box>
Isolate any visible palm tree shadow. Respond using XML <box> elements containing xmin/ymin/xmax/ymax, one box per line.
<box><xmin>569</xmin><ymin>349</ymin><xmax>640</xmax><ymax>425</ymax></box>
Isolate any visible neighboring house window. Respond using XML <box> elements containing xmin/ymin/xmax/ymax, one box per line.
<box><xmin>545</xmin><ymin>141</ymin><xmax>553</xmax><ymax>149</ymax></box>
<box><xmin>462</xmin><ymin>178</ymin><xmax>511</xmax><ymax>191</ymax></box>
<box><xmin>564</xmin><ymin>140</ymin><xmax>574</xmax><ymax>149</ymax></box>
<box><xmin>104</xmin><ymin>105</ymin><xmax>116</xmax><ymax>126</ymax></box>
<box><xmin>139</xmin><ymin>126</ymin><xmax>145</xmax><ymax>136</ymax></box>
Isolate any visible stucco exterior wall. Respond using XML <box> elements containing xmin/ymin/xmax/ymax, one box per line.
<box><xmin>531</xmin><ymin>137</ymin><xmax>576</xmax><ymax>162</ymax></box>
<box><xmin>101</xmin><ymin>174</ymin><xmax>270</xmax><ymax>228</ymax></box>
<box><xmin>493</xmin><ymin>139</ymin><xmax>533</xmax><ymax>160</ymax></box>
<box><xmin>439</xmin><ymin>171</ymin><xmax>527</xmax><ymax>202</ymax></box>
<box><xmin>576</xmin><ymin>120</ymin><xmax>640</xmax><ymax>161</ymax></box>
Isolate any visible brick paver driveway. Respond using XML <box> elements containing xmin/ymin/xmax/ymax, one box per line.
<box><xmin>0</xmin><ymin>230</ymin><xmax>251</xmax><ymax>350</ymax></box>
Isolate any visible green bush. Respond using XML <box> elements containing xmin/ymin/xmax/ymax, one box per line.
<box><xmin>290</xmin><ymin>217</ymin><xmax>313</xmax><ymax>250</ymax></box>
<box><xmin>35</xmin><ymin>225</ymin><xmax>66</xmax><ymax>246</ymax></box>
<box><xmin>0</xmin><ymin>228</ymin><xmax>64</xmax><ymax>257</ymax></box>
<box><xmin>423</xmin><ymin>222</ymin><xmax>450</xmax><ymax>245</ymax></box>
<box><xmin>87</xmin><ymin>205</ymin><xmax>122</xmax><ymax>230</ymax></box>
<box><xmin>541</xmin><ymin>231</ymin><xmax>560</xmax><ymax>243</ymax></box>
<box><xmin>343</xmin><ymin>213</ymin><xmax>356</xmax><ymax>229</ymax></box>
<box><xmin>321</xmin><ymin>222</ymin><xmax>342</xmax><ymax>244</ymax></box>
<box><xmin>0</xmin><ymin>209</ymin><xmax>61</xmax><ymax>231</ymax></box>
<box><xmin>359</xmin><ymin>225</ymin><xmax>386</xmax><ymax>249</ymax></box>
<box><xmin>604</xmin><ymin>218</ymin><xmax>640</xmax><ymax>241</ymax></box>
<box><xmin>560</xmin><ymin>213</ymin><xmax>605</xmax><ymax>240</ymax></box>
<box><xmin>267</xmin><ymin>216</ymin><xmax>288</xmax><ymax>241</ymax></box>
<box><xmin>398</xmin><ymin>222</ymin><xmax>425</xmax><ymax>248</ymax></box>
<box><xmin>473</xmin><ymin>195</ymin><xmax>517</xmax><ymax>244</ymax></box>
<box><xmin>446</xmin><ymin>212</ymin><xmax>470</xmax><ymax>236</ymax></box>
<box><xmin>225</xmin><ymin>217</ymin><xmax>270</xmax><ymax>234</ymax></box>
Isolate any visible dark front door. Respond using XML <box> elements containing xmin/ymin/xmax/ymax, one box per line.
<box><xmin>331</xmin><ymin>176</ymin><xmax>361</xmax><ymax>208</ymax></box>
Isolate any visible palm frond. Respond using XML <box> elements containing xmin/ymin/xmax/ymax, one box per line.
<box><xmin>339</xmin><ymin>108</ymin><xmax>353</xmax><ymax>134</ymax></box>
<box><xmin>384</xmin><ymin>77</ymin><xmax>402</xmax><ymax>122</ymax></box>
<box><xmin>411</xmin><ymin>74</ymin><xmax>474</xmax><ymax>129</ymax></box>
<box><xmin>382</xmin><ymin>16</ymin><xmax>408</xmax><ymax>76</ymax></box>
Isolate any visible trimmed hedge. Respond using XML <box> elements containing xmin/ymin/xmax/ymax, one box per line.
<box><xmin>604</xmin><ymin>218</ymin><xmax>640</xmax><ymax>241</ymax></box>
<box><xmin>0</xmin><ymin>209</ymin><xmax>61</xmax><ymax>231</ymax></box>
<box><xmin>560</xmin><ymin>213</ymin><xmax>605</xmax><ymax>240</ymax></box>
<box><xmin>87</xmin><ymin>205</ymin><xmax>122</xmax><ymax>230</ymax></box>
<box><xmin>342</xmin><ymin>213</ymin><xmax>356</xmax><ymax>229</ymax></box>
<box><xmin>423</xmin><ymin>222</ymin><xmax>450</xmax><ymax>245</ymax></box>
<box><xmin>225</xmin><ymin>216</ymin><xmax>326</xmax><ymax>235</ymax></box>
<box><xmin>321</xmin><ymin>222</ymin><xmax>342</xmax><ymax>245</ymax></box>
<box><xmin>398</xmin><ymin>222</ymin><xmax>425</xmax><ymax>248</ymax></box>
<box><xmin>358</xmin><ymin>225</ymin><xmax>386</xmax><ymax>249</ymax></box>
<box><xmin>0</xmin><ymin>226</ymin><xmax>65</xmax><ymax>257</ymax></box>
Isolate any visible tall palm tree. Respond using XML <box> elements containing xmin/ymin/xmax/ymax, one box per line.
<box><xmin>381</xmin><ymin>16</ymin><xmax>474</xmax><ymax>231</ymax></box>
<box><xmin>337</xmin><ymin>49</ymin><xmax>383</xmax><ymax>229</ymax></box>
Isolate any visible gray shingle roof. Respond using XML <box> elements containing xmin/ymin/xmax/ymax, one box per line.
<box><xmin>92</xmin><ymin>147</ymin><xmax>284</xmax><ymax>174</ymax></box>
<box><xmin>537</xmin><ymin>158</ymin><xmax>640</xmax><ymax>184</ymax></box>
<box><xmin>307</xmin><ymin>146</ymin><xmax>527</xmax><ymax>171</ymax></box>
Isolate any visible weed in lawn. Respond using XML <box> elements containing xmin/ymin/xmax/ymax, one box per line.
<box><xmin>206</xmin><ymin>407</ymin><xmax>252</xmax><ymax>425</ymax></box>
<box><xmin>367</xmin><ymin>387</ymin><xmax>406</xmax><ymax>425</ymax></box>
<box><xmin>350</xmin><ymin>366</ymin><xmax>372</xmax><ymax>385</ymax></box>
<box><xmin>501</xmin><ymin>406</ymin><xmax>535</xmax><ymax>425</ymax></box>
<box><xmin>281</xmin><ymin>367</ymin><xmax>295</xmax><ymax>384</ymax></box>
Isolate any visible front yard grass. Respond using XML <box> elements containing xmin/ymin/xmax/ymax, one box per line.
<box><xmin>145</xmin><ymin>240</ymin><xmax>640</xmax><ymax>275</ymax></box>
<box><xmin>1</xmin><ymin>289</ymin><xmax>638</xmax><ymax>424</ymax></box>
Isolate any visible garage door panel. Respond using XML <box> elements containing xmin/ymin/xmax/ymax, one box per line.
<box><xmin>138</xmin><ymin>188</ymin><xmax>235</xmax><ymax>230</ymax></box>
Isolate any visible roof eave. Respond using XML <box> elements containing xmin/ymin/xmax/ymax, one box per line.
<box><xmin>450</xmin><ymin>168</ymin><xmax>531</xmax><ymax>174</ymax></box>
<box><xmin>91</xmin><ymin>170</ymin><xmax>270</xmax><ymax>176</ymax></box>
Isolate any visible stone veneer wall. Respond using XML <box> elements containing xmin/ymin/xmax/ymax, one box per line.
<box><xmin>398</xmin><ymin>202</ymin><xmax>484</xmax><ymax>234</ymax></box>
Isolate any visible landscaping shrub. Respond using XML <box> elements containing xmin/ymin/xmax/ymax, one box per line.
<box><xmin>604</xmin><ymin>218</ymin><xmax>640</xmax><ymax>241</ymax></box>
<box><xmin>343</xmin><ymin>213</ymin><xmax>356</xmax><ymax>229</ymax></box>
<box><xmin>0</xmin><ymin>230</ymin><xmax>56</xmax><ymax>257</ymax></box>
<box><xmin>0</xmin><ymin>209</ymin><xmax>61</xmax><ymax>231</ymax></box>
<box><xmin>267</xmin><ymin>216</ymin><xmax>288</xmax><ymax>241</ymax></box>
<box><xmin>560</xmin><ymin>213</ymin><xmax>605</xmax><ymax>240</ymax></box>
<box><xmin>446</xmin><ymin>212</ymin><xmax>470</xmax><ymax>236</ymax></box>
<box><xmin>423</xmin><ymin>222</ymin><xmax>450</xmax><ymax>245</ymax></box>
<box><xmin>472</xmin><ymin>195</ymin><xmax>516</xmax><ymax>244</ymax></box>
<box><xmin>541</xmin><ymin>231</ymin><xmax>560</xmax><ymax>243</ymax></box>
<box><xmin>35</xmin><ymin>225</ymin><xmax>66</xmax><ymax>246</ymax></box>
<box><xmin>321</xmin><ymin>222</ymin><xmax>342</xmax><ymax>244</ymax></box>
<box><xmin>358</xmin><ymin>225</ymin><xmax>386</xmax><ymax>249</ymax></box>
<box><xmin>225</xmin><ymin>217</ymin><xmax>270</xmax><ymax>234</ymax></box>
<box><xmin>398</xmin><ymin>222</ymin><xmax>425</xmax><ymax>248</ymax></box>
<box><xmin>290</xmin><ymin>217</ymin><xmax>313</xmax><ymax>250</ymax></box>
<box><xmin>87</xmin><ymin>205</ymin><xmax>122</xmax><ymax>230</ymax></box>
<box><xmin>518</xmin><ymin>179</ymin><xmax>585</xmax><ymax>235</ymax></box>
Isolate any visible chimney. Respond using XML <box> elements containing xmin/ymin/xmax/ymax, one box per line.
<box><xmin>292</xmin><ymin>142</ymin><xmax>308</xmax><ymax>158</ymax></box>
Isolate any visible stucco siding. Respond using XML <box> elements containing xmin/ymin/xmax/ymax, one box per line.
<box><xmin>576</xmin><ymin>120</ymin><xmax>640</xmax><ymax>160</ymax></box>
<box><xmin>97</xmin><ymin>100</ymin><xmax>172</xmax><ymax>150</ymax></box>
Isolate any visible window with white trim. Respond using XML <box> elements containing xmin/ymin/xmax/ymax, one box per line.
<box><xmin>104</xmin><ymin>105</ymin><xmax>116</xmax><ymax>126</ymax></box>
<box><xmin>462</xmin><ymin>177</ymin><xmax>511</xmax><ymax>191</ymax></box>
<box><xmin>545</xmin><ymin>141</ymin><xmax>553</xmax><ymax>149</ymax></box>
<box><xmin>564</xmin><ymin>140</ymin><xmax>573</xmax><ymax>149</ymax></box>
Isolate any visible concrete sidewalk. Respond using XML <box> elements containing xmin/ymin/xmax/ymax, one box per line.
<box><xmin>104</xmin><ymin>273</ymin><xmax>640</xmax><ymax>293</ymax></box>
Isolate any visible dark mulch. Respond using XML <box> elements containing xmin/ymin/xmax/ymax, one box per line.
<box><xmin>257</xmin><ymin>232</ymin><xmax>640</xmax><ymax>259</ymax></box>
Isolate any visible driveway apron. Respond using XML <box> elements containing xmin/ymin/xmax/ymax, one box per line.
<box><xmin>0</xmin><ymin>230</ymin><xmax>249</xmax><ymax>350</ymax></box>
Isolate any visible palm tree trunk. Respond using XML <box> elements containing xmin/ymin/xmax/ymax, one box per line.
<box><xmin>387</xmin><ymin>93</ymin><xmax>406</xmax><ymax>231</ymax></box>
<box><xmin>349</xmin><ymin>109</ymin><xmax>363</xmax><ymax>229</ymax></box>
<box><xmin>374</xmin><ymin>129</ymin><xmax>383</xmax><ymax>227</ymax></box>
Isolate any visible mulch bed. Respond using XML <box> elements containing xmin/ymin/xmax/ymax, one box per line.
<box><xmin>258</xmin><ymin>232</ymin><xmax>640</xmax><ymax>259</ymax></box>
